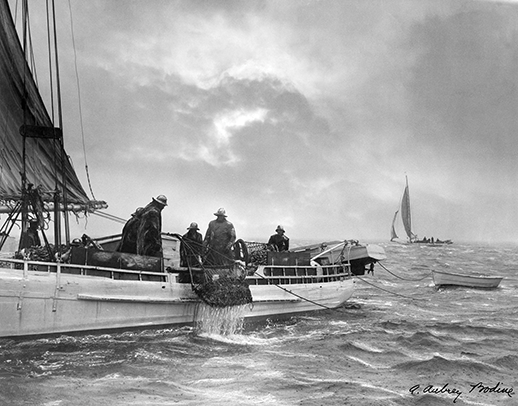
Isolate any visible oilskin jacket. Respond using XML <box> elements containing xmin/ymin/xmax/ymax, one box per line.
<box><xmin>136</xmin><ymin>203</ymin><xmax>163</xmax><ymax>257</ymax></box>
<box><xmin>268</xmin><ymin>233</ymin><xmax>289</xmax><ymax>251</ymax></box>
<box><xmin>180</xmin><ymin>229</ymin><xmax>203</xmax><ymax>267</ymax></box>
<box><xmin>203</xmin><ymin>219</ymin><xmax>236</xmax><ymax>265</ymax></box>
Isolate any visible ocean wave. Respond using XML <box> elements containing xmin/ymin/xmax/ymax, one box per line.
<box><xmin>395</xmin><ymin>354</ymin><xmax>499</xmax><ymax>375</ymax></box>
<box><xmin>489</xmin><ymin>354</ymin><xmax>518</xmax><ymax>370</ymax></box>
<box><xmin>395</xmin><ymin>330</ymin><xmax>457</xmax><ymax>349</ymax></box>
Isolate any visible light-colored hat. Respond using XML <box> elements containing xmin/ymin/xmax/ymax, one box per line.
<box><xmin>214</xmin><ymin>208</ymin><xmax>227</xmax><ymax>217</ymax></box>
<box><xmin>276</xmin><ymin>225</ymin><xmax>285</xmax><ymax>232</ymax></box>
<box><xmin>71</xmin><ymin>238</ymin><xmax>82</xmax><ymax>246</ymax></box>
<box><xmin>187</xmin><ymin>222</ymin><xmax>199</xmax><ymax>230</ymax></box>
<box><xmin>153</xmin><ymin>195</ymin><xmax>168</xmax><ymax>206</ymax></box>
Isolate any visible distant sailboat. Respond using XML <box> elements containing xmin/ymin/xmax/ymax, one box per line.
<box><xmin>390</xmin><ymin>177</ymin><xmax>416</xmax><ymax>243</ymax></box>
<box><xmin>390</xmin><ymin>177</ymin><xmax>452</xmax><ymax>245</ymax></box>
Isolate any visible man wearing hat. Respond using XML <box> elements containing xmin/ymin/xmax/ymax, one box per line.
<box><xmin>203</xmin><ymin>208</ymin><xmax>236</xmax><ymax>266</ymax></box>
<box><xmin>26</xmin><ymin>219</ymin><xmax>41</xmax><ymax>247</ymax></box>
<box><xmin>136</xmin><ymin>195</ymin><xmax>167</xmax><ymax>257</ymax></box>
<box><xmin>268</xmin><ymin>225</ymin><xmax>289</xmax><ymax>251</ymax></box>
<box><xmin>180</xmin><ymin>222</ymin><xmax>203</xmax><ymax>267</ymax></box>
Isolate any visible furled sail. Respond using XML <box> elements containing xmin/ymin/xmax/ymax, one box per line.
<box><xmin>400</xmin><ymin>178</ymin><xmax>413</xmax><ymax>240</ymax></box>
<box><xmin>0</xmin><ymin>0</ymin><xmax>105</xmax><ymax>211</ymax></box>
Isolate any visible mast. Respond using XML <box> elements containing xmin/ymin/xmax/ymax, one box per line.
<box><xmin>18</xmin><ymin>0</ymin><xmax>30</xmax><ymax>251</ymax></box>
<box><xmin>50</xmin><ymin>0</ymin><xmax>67</xmax><ymax>248</ymax></box>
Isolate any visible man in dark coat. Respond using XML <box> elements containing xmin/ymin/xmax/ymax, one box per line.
<box><xmin>268</xmin><ymin>225</ymin><xmax>289</xmax><ymax>251</ymax></box>
<box><xmin>116</xmin><ymin>207</ymin><xmax>143</xmax><ymax>254</ymax></box>
<box><xmin>26</xmin><ymin>219</ymin><xmax>41</xmax><ymax>247</ymax></box>
<box><xmin>203</xmin><ymin>208</ymin><xmax>236</xmax><ymax>266</ymax></box>
<box><xmin>180</xmin><ymin>222</ymin><xmax>203</xmax><ymax>267</ymax></box>
<box><xmin>136</xmin><ymin>195</ymin><xmax>167</xmax><ymax>257</ymax></box>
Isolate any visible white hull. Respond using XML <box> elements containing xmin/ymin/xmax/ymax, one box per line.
<box><xmin>0</xmin><ymin>259</ymin><xmax>354</xmax><ymax>338</ymax></box>
<box><xmin>432</xmin><ymin>270</ymin><xmax>503</xmax><ymax>288</ymax></box>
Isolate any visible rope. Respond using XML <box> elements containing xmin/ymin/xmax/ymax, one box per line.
<box><xmin>252</xmin><ymin>270</ymin><xmax>333</xmax><ymax>310</ymax></box>
<box><xmin>378</xmin><ymin>262</ymin><xmax>431</xmax><ymax>281</ymax></box>
<box><xmin>66</xmin><ymin>0</ymin><xmax>97</xmax><ymax>201</ymax></box>
<box><xmin>354</xmin><ymin>274</ymin><xmax>429</xmax><ymax>302</ymax></box>
<box><xmin>91</xmin><ymin>210</ymin><xmax>127</xmax><ymax>224</ymax></box>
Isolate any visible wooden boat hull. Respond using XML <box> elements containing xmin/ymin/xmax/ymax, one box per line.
<box><xmin>432</xmin><ymin>270</ymin><xmax>503</xmax><ymax>288</ymax></box>
<box><xmin>0</xmin><ymin>259</ymin><xmax>354</xmax><ymax>338</ymax></box>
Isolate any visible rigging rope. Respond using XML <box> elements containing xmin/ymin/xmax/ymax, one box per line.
<box><xmin>92</xmin><ymin>210</ymin><xmax>126</xmax><ymax>224</ymax></box>
<box><xmin>252</xmin><ymin>270</ymin><xmax>333</xmax><ymax>310</ymax></box>
<box><xmin>354</xmin><ymin>274</ymin><xmax>429</xmax><ymax>301</ymax></box>
<box><xmin>378</xmin><ymin>262</ymin><xmax>431</xmax><ymax>281</ymax></box>
<box><xmin>66</xmin><ymin>0</ymin><xmax>97</xmax><ymax>201</ymax></box>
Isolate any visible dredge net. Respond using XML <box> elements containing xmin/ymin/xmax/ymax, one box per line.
<box><xmin>181</xmin><ymin>238</ymin><xmax>255</xmax><ymax>308</ymax></box>
<box><xmin>192</xmin><ymin>262</ymin><xmax>252</xmax><ymax>308</ymax></box>
<box><xmin>184</xmin><ymin>239</ymin><xmax>273</xmax><ymax>308</ymax></box>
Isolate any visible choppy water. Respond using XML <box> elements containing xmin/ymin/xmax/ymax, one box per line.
<box><xmin>1</xmin><ymin>242</ymin><xmax>517</xmax><ymax>406</ymax></box>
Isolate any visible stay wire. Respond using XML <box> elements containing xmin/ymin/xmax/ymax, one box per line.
<box><xmin>66</xmin><ymin>0</ymin><xmax>96</xmax><ymax>201</ymax></box>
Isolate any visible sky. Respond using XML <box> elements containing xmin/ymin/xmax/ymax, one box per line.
<box><xmin>9</xmin><ymin>0</ymin><xmax>518</xmax><ymax>244</ymax></box>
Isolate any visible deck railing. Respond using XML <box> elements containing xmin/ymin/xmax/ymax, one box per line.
<box><xmin>0</xmin><ymin>258</ymin><xmax>170</xmax><ymax>282</ymax></box>
<box><xmin>1</xmin><ymin>258</ymin><xmax>352</xmax><ymax>286</ymax></box>
<box><xmin>248</xmin><ymin>263</ymin><xmax>351</xmax><ymax>285</ymax></box>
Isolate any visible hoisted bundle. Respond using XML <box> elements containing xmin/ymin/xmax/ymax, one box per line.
<box><xmin>177</xmin><ymin>236</ymin><xmax>253</xmax><ymax>308</ymax></box>
<box><xmin>192</xmin><ymin>261</ymin><xmax>252</xmax><ymax>308</ymax></box>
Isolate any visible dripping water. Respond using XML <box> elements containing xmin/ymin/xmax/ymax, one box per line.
<box><xmin>194</xmin><ymin>303</ymin><xmax>247</xmax><ymax>335</ymax></box>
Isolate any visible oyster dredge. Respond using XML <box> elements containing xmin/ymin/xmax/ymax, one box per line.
<box><xmin>0</xmin><ymin>0</ymin><xmax>385</xmax><ymax>338</ymax></box>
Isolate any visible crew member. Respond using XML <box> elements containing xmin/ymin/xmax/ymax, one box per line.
<box><xmin>116</xmin><ymin>207</ymin><xmax>143</xmax><ymax>254</ymax></box>
<box><xmin>180</xmin><ymin>222</ymin><xmax>203</xmax><ymax>267</ymax></box>
<box><xmin>203</xmin><ymin>208</ymin><xmax>236</xmax><ymax>266</ymax></box>
<box><xmin>26</xmin><ymin>219</ymin><xmax>41</xmax><ymax>247</ymax></box>
<box><xmin>136</xmin><ymin>195</ymin><xmax>167</xmax><ymax>257</ymax></box>
<box><xmin>268</xmin><ymin>225</ymin><xmax>289</xmax><ymax>251</ymax></box>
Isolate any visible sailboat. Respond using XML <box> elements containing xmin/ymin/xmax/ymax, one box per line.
<box><xmin>390</xmin><ymin>177</ymin><xmax>452</xmax><ymax>245</ymax></box>
<box><xmin>0</xmin><ymin>0</ymin><xmax>385</xmax><ymax>338</ymax></box>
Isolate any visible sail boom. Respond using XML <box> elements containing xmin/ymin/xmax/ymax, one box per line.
<box><xmin>0</xmin><ymin>201</ymin><xmax>107</xmax><ymax>214</ymax></box>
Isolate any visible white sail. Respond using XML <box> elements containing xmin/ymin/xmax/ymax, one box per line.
<box><xmin>390</xmin><ymin>210</ymin><xmax>399</xmax><ymax>241</ymax></box>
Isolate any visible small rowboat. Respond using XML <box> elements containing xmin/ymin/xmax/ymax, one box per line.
<box><xmin>432</xmin><ymin>270</ymin><xmax>503</xmax><ymax>289</ymax></box>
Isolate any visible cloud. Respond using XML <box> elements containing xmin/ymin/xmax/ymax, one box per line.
<box><xmin>14</xmin><ymin>0</ymin><xmax>518</xmax><ymax>243</ymax></box>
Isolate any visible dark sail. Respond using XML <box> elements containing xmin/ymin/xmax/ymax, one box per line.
<box><xmin>401</xmin><ymin>181</ymin><xmax>412</xmax><ymax>240</ymax></box>
<box><xmin>0</xmin><ymin>0</ymin><xmax>104</xmax><ymax>210</ymax></box>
